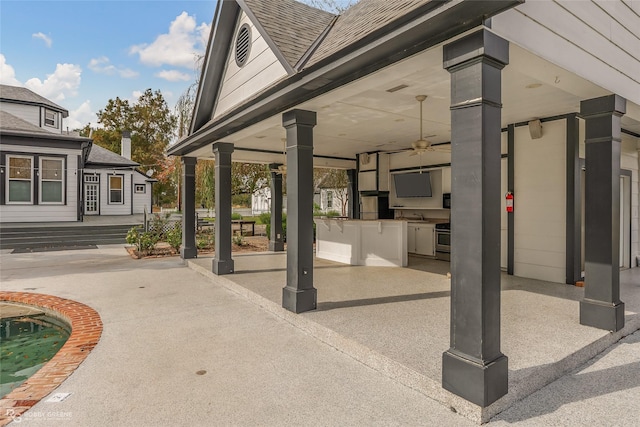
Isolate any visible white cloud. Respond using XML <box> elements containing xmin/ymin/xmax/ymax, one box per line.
<box><xmin>32</xmin><ymin>32</ymin><xmax>53</xmax><ymax>48</ymax></box>
<box><xmin>65</xmin><ymin>100</ymin><xmax>96</xmax><ymax>131</ymax></box>
<box><xmin>88</xmin><ymin>56</ymin><xmax>138</xmax><ymax>79</ymax></box>
<box><xmin>155</xmin><ymin>69</ymin><xmax>191</xmax><ymax>82</ymax></box>
<box><xmin>0</xmin><ymin>54</ymin><xmax>22</xmax><ymax>86</ymax></box>
<box><xmin>129</xmin><ymin>11</ymin><xmax>210</xmax><ymax>69</ymax></box>
<box><xmin>25</xmin><ymin>63</ymin><xmax>81</xmax><ymax>102</ymax></box>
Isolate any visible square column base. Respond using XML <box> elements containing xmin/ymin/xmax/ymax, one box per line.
<box><xmin>442</xmin><ymin>351</ymin><xmax>508</xmax><ymax>407</ymax></box>
<box><xmin>180</xmin><ymin>247</ymin><xmax>197</xmax><ymax>260</ymax></box>
<box><xmin>282</xmin><ymin>286</ymin><xmax>317</xmax><ymax>313</ymax></box>
<box><xmin>269</xmin><ymin>241</ymin><xmax>284</xmax><ymax>252</ymax></box>
<box><xmin>212</xmin><ymin>259</ymin><xmax>234</xmax><ymax>275</ymax></box>
<box><xmin>580</xmin><ymin>299</ymin><xmax>625</xmax><ymax>331</ymax></box>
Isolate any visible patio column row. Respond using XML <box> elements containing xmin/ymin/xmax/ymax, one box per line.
<box><xmin>441</xmin><ymin>29</ymin><xmax>509</xmax><ymax>407</ymax></box>
<box><xmin>580</xmin><ymin>95</ymin><xmax>626</xmax><ymax>332</ymax></box>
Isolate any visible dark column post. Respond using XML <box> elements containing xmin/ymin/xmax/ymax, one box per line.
<box><xmin>181</xmin><ymin>156</ymin><xmax>197</xmax><ymax>259</ymax></box>
<box><xmin>580</xmin><ymin>94</ymin><xmax>626</xmax><ymax>331</ymax></box>
<box><xmin>347</xmin><ymin>169</ymin><xmax>359</xmax><ymax>219</ymax></box>
<box><xmin>212</xmin><ymin>142</ymin><xmax>234</xmax><ymax>275</ymax></box>
<box><xmin>282</xmin><ymin>109</ymin><xmax>317</xmax><ymax>313</ymax></box>
<box><xmin>566</xmin><ymin>114</ymin><xmax>582</xmax><ymax>284</ymax></box>
<box><xmin>441</xmin><ymin>29</ymin><xmax>509</xmax><ymax>407</ymax></box>
<box><xmin>269</xmin><ymin>165</ymin><xmax>284</xmax><ymax>252</ymax></box>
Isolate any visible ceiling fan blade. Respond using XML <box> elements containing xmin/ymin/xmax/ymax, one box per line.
<box><xmin>409</xmin><ymin>151</ymin><xmax>418</xmax><ymax>157</ymax></box>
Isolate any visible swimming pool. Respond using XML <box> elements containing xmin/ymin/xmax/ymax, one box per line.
<box><xmin>0</xmin><ymin>313</ymin><xmax>70</xmax><ymax>397</ymax></box>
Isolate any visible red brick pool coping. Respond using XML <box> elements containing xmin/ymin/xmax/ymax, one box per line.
<box><xmin>0</xmin><ymin>292</ymin><xmax>102</xmax><ymax>426</ymax></box>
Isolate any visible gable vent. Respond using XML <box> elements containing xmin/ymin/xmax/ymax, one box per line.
<box><xmin>235</xmin><ymin>24</ymin><xmax>251</xmax><ymax>67</ymax></box>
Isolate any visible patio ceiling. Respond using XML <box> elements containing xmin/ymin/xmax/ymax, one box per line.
<box><xmin>184</xmin><ymin>41</ymin><xmax>640</xmax><ymax>168</ymax></box>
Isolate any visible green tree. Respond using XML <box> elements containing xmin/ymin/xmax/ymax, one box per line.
<box><xmin>94</xmin><ymin>89</ymin><xmax>176</xmax><ymax>173</ymax></box>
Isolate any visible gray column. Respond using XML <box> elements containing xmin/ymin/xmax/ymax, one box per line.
<box><xmin>566</xmin><ymin>114</ymin><xmax>582</xmax><ymax>285</ymax></box>
<box><xmin>269</xmin><ymin>165</ymin><xmax>284</xmax><ymax>252</ymax></box>
<box><xmin>181</xmin><ymin>157</ymin><xmax>197</xmax><ymax>259</ymax></box>
<box><xmin>347</xmin><ymin>169</ymin><xmax>359</xmax><ymax>219</ymax></box>
<box><xmin>212</xmin><ymin>142</ymin><xmax>234</xmax><ymax>275</ymax></box>
<box><xmin>282</xmin><ymin>109</ymin><xmax>317</xmax><ymax>313</ymax></box>
<box><xmin>441</xmin><ymin>29</ymin><xmax>509</xmax><ymax>407</ymax></box>
<box><xmin>580</xmin><ymin>95</ymin><xmax>626</xmax><ymax>331</ymax></box>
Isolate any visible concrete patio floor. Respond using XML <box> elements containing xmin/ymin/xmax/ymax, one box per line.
<box><xmin>190</xmin><ymin>252</ymin><xmax>640</xmax><ymax>422</ymax></box>
<box><xmin>1</xmin><ymin>245</ymin><xmax>638</xmax><ymax>425</ymax></box>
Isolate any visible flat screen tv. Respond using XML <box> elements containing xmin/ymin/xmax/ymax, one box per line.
<box><xmin>394</xmin><ymin>172</ymin><xmax>432</xmax><ymax>198</ymax></box>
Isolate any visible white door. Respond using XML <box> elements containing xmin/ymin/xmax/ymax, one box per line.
<box><xmin>85</xmin><ymin>183</ymin><xmax>99</xmax><ymax>215</ymax></box>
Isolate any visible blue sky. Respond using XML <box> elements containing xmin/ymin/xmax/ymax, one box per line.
<box><xmin>1</xmin><ymin>0</ymin><xmax>216</xmax><ymax>130</ymax></box>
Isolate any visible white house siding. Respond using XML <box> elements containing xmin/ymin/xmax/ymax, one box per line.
<box><xmin>621</xmin><ymin>134</ymin><xmax>639</xmax><ymax>264</ymax></box>
<box><xmin>84</xmin><ymin>169</ymin><xmax>134</xmax><ymax>215</ymax></box>
<box><xmin>0</xmin><ymin>103</ymin><xmax>41</xmax><ymax>129</ymax></box>
<box><xmin>492</xmin><ymin>0</ymin><xmax>640</xmax><ymax>106</ymax></box>
<box><xmin>0</xmin><ymin>144</ymin><xmax>80</xmax><ymax>223</ymax></box>
<box><xmin>212</xmin><ymin>11</ymin><xmax>288</xmax><ymax>119</ymax></box>
<box><xmin>514</xmin><ymin>120</ymin><xmax>567</xmax><ymax>283</ymax></box>
<box><xmin>132</xmin><ymin>172</ymin><xmax>152</xmax><ymax>214</ymax></box>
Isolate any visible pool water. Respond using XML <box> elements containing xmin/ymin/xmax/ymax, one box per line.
<box><xmin>0</xmin><ymin>315</ymin><xmax>70</xmax><ymax>397</ymax></box>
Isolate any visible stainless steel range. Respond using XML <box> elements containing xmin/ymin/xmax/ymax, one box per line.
<box><xmin>435</xmin><ymin>223</ymin><xmax>451</xmax><ymax>261</ymax></box>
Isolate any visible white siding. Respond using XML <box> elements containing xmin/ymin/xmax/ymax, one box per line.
<box><xmin>84</xmin><ymin>169</ymin><xmax>134</xmax><ymax>215</ymax></box>
<box><xmin>0</xmin><ymin>144</ymin><xmax>80</xmax><ymax>223</ymax></box>
<box><xmin>132</xmin><ymin>172</ymin><xmax>152</xmax><ymax>214</ymax></box>
<box><xmin>621</xmin><ymin>135</ymin><xmax>639</xmax><ymax>264</ymax></box>
<box><xmin>0</xmin><ymin>102</ymin><xmax>41</xmax><ymax>128</ymax></box>
<box><xmin>213</xmin><ymin>11</ymin><xmax>288</xmax><ymax>119</ymax></box>
<box><xmin>514</xmin><ymin>120</ymin><xmax>567</xmax><ymax>283</ymax></box>
<box><xmin>492</xmin><ymin>0</ymin><xmax>640</xmax><ymax>105</ymax></box>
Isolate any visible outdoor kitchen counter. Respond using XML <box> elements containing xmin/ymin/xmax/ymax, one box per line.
<box><xmin>314</xmin><ymin>219</ymin><xmax>408</xmax><ymax>267</ymax></box>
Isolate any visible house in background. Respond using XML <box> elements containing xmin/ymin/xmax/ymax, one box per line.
<box><xmin>0</xmin><ymin>84</ymin><xmax>154</xmax><ymax>222</ymax></box>
<box><xmin>83</xmin><ymin>133</ymin><xmax>155</xmax><ymax>216</ymax></box>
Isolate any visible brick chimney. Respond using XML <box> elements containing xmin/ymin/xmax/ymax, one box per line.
<box><xmin>121</xmin><ymin>130</ymin><xmax>131</xmax><ymax>160</ymax></box>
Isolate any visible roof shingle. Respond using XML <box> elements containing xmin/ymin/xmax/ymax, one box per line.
<box><xmin>243</xmin><ymin>0</ymin><xmax>336</xmax><ymax>68</ymax></box>
<box><xmin>0</xmin><ymin>84</ymin><xmax>69</xmax><ymax>117</ymax></box>
<box><xmin>0</xmin><ymin>110</ymin><xmax>51</xmax><ymax>134</ymax></box>
<box><xmin>86</xmin><ymin>144</ymin><xmax>139</xmax><ymax>167</ymax></box>
<box><xmin>307</xmin><ymin>0</ymin><xmax>432</xmax><ymax>67</ymax></box>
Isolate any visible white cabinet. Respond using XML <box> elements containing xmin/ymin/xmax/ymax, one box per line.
<box><xmin>407</xmin><ymin>223</ymin><xmax>435</xmax><ymax>256</ymax></box>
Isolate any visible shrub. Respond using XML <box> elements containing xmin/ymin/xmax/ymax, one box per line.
<box><xmin>232</xmin><ymin>234</ymin><xmax>246</xmax><ymax>246</ymax></box>
<box><xmin>166</xmin><ymin>223</ymin><xmax>182</xmax><ymax>251</ymax></box>
<box><xmin>196</xmin><ymin>230</ymin><xmax>215</xmax><ymax>250</ymax></box>
<box><xmin>258</xmin><ymin>212</ymin><xmax>271</xmax><ymax>225</ymax></box>
<box><xmin>231</xmin><ymin>212</ymin><xmax>242</xmax><ymax>220</ymax></box>
<box><xmin>138</xmin><ymin>231</ymin><xmax>159</xmax><ymax>253</ymax></box>
<box><xmin>326</xmin><ymin>210</ymin><xmax>341</xmax><ymax>217</ymax></box>
<box><xmin>126</xmin><ymin>227</ymin><xmax>140</xmax><ymax>245</ymax></box>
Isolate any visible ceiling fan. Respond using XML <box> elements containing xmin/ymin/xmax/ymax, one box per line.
<box><xmin>384</xmin><ymin>95</ymin><xmax>449</xmax><ymax>156</ymax></box>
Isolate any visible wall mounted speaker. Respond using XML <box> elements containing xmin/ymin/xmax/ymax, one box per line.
<box><xmin>529</xmin><ymin>119</ymin><xmax>543</xmax><ymax>139</ymax></box>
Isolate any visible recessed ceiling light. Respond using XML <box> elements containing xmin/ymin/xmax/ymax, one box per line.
<box><xmin>338</xmin><ymin>133</ymin><xmax>347</xmax><ymax>137</ymax></box>
<box><xmin>386</xmin><ymin>84</ymin><xmax>409</xmax><ymax>93</ymax></box>
<box><xmin>255</xmin><ymin>135</ymin><xmax>266</xmax><ymax>139</ymax></box>
<box><xmin>526</xmin><ymin>83</ymin><xmax>542</xmax><ymax>89</ymax></box>
<box><xmin>395</xmin><ymin>118</ymin><xmax>404</xmax><ymax>122</ymax></box>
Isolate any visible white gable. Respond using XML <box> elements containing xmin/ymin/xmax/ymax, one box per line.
<box><xmin>212</xmin><ymin>11</ymin><xmax>288</xmax><ymax>120</ymax></box>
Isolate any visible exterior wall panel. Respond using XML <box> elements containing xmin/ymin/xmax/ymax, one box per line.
<box><xmin>213</xmin><ymin>11</ymin><xmax>288</xmax><ymax>119</ymax></box>
<box><xmin>514</xmin><ymin>120</ymin><xmax>567</xmax><ymax>283</ymax></box>
<box><xmin>492</xmin><ymin>1</ymin><xmax>640</xmax><ymax>105</ymax></box>
<box><xmin>0</xmin><ymin>144</ymin><xmax>79</xmax><ymax>222</ymax></box>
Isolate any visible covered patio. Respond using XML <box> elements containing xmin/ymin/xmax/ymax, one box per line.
<box><xmin>168</xmin><ymin>0</ymin><xmax>640</xmax><ymax>420</ymax></box>
<box><xmin>187</xmin><ymin>252</ymin><xmax>640</xmax><ymax>423</ymax></box>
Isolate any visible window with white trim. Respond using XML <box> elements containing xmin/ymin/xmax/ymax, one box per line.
<box><xmin>44</xmin><ymin>109</ymin><xmax>58</xmax><ymax>128</ymax></box>
<box><xmin>40</xmin><ymin>157</ymin><xmax>64</xmax><ymax>203</ymax></box>
<box><xmin>109</xmin><ymin>175</ymin><xmax>123</xmax><ymax>204</ymax></box>
<box><xmin>7</xmin><ymin>155</ymin><xmax>33</xmax><ymax>203</ymax></box>
<box><xmin>134</xmin><ymin>184</ymin><xmax>146</xmax><ymax>194</ymax></box>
